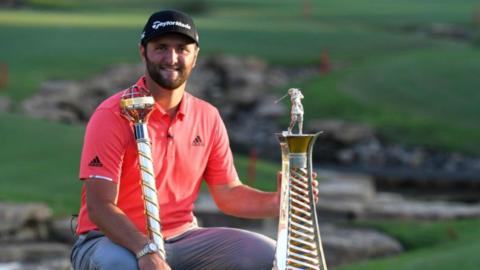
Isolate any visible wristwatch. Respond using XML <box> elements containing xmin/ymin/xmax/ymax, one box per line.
<box><xmin>136</xmin><ymin>242</ymin><xmax>159</xmax><ymax>259</ymax></box>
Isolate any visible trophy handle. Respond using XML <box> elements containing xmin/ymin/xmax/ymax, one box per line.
<box><xmin>120</xmin><ymin>85</ymin><xmax>166</xmax><ymax>260</ymax></box>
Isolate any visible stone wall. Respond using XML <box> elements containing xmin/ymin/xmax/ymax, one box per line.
<box><xmin>0</xmin><ymin>202</ymin><xmax>72</xmax><ymax>270</ymax></box>
<box><xmin>4</xmin><ymin>170</ymin><xmax>480</xmax><ymax>268</ymax></box>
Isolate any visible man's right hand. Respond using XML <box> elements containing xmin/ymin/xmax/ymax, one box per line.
<box><xmin>138</xmin><ymin>253</ymin><xmax>171</xmax><ymax>270</ymax></box>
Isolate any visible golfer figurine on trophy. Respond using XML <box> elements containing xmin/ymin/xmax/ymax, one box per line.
<box><xmin>272</xmin><ymin>88</ymin><xmax>328</xmax><ymax>270</ymax></box>
<box><xmin>287</xmin><ymin>88</ymin><xmax>304</xmax><ymax>135</ymax></box>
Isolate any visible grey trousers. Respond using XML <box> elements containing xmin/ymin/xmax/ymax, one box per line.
<box><xmin>70</xmin><ymin>227</ymin><xmax>275</xmax><ymax>270</ymax></box>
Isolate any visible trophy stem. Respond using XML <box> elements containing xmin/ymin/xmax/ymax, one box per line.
<box><xmin>134</xmin><ymin>122</ymin><xmax>166</xmax><ymax>260</ymax></box>
<box><xmin>120</xmin><ymin>85</ymin><xmax>166</xmax><ymax>260</ymax></box>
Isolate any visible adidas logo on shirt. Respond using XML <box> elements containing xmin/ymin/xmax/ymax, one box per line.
<box><xmin>88</xmin><ymin>156</ymin><xmax>103</xmax><ymax>167</ymax></box>
<box><xmin>192</xmin><ymin>135</ymin><xmax>204</xmax><ymax>146</ymax></box>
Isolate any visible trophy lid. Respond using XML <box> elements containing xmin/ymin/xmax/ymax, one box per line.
<box><xmin>120</xmin><ymin>85</ymin><xmax>155</xmax><ymax>122</ymax></box>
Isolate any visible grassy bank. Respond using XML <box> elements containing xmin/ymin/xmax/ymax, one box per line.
<box><xmin>338</xmin><ymin>218</ymin><xmax>480</xmax><ymax>270</ymax></box>
<box><xmin>289</xmin><ymin>45</ymin><xmax>480</xmax><ymax>153</ymax></box>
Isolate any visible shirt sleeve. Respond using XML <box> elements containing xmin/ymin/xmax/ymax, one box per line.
<box><xmin>79</xmin><ymin>108</ymin><xmax>129</xmax><ymax>183</ymax></box>
<box><xmin>203</xmin><ymin>111</ymin><xmax>239</xmax><ymax>185</ymax></box>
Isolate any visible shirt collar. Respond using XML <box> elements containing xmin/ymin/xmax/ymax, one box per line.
<box><xmin>135</xmin><ymin>76</ymin><xmax>189</xmax><ymax>121</ymax></box>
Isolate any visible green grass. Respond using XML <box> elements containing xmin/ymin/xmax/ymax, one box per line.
<box><xmin>338</xmin><ymin>239</ymin><xmax>480</xmax><ymax>270</ymax></box>
<box><xmin>234</xmin><ymin>155</ymin><xmax>279</xmax><ymax>191</ymax></box>
<box><xmin>354</xmin><ymin>218</ymin><xmax>480</xmax><ymax>250</ymax></box>
<box><xmin>0</xmin><ymin>4</ymin><xmax>461</xmax><ymax>100</ymax></box>
<box><xmin>0</xmin><ymin>21</ymin><xmax>141</xmax><ymax>101</ymax></box>
<box><xmin>24</xmin><ymin>0</ymin><xmax>208</xmax><ymax>12</ymax></box>
<box><xmin>337</xmin><ymin>219</ymin><xmax>480</xmax><ymax>270</ymax></box>
<box><xmin>0</xmin><ymin>9</ymin><xmax>434</xmax><ymax>102</ymax></box>
<box><xmin>286</xmin><ymin>45</ymin><xmax>480</xmax><ymax>153</ymax></box>
<box><xmin>0</xmin><ymin>112</ymin><xmax>84</xmax><ymax>215</ymax></box>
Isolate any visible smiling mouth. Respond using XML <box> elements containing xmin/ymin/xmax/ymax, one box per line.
<box><xmin>161</xmin><ymin>65</ymin><xmax>181</xmax><ymax>71</ymax></box>
<box><xmin>160</xmin><ymin>68</ymin><xmax>181</xmax><ymax>80</ymax></box>
<box><xmin>162</xmin><ymin>68</ymin><xmax>179</xmax><ymax>73</ymax></box>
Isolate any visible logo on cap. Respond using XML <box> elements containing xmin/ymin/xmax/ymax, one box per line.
<box><xmin>152</xmin><ymin>20</ymin><xmax>191</xmax><ymax>30</ymax></box>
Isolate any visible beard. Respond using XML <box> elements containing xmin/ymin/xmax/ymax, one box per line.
<box><xmin>145</xmin><ymin>53</ymin><xmax>191</xmax><ymax>90</ymax></box>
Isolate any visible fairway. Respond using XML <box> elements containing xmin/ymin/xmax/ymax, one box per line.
<box><xmin>0</xmin><ymin>0</ymin><xmax>478</xmax><ymax>203</ymax></box>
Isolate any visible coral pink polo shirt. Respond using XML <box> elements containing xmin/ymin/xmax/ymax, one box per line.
<box><xmin>77</xmin><ymin>76</ymin><xmax>238</xmax><ymax>238</ymax></box>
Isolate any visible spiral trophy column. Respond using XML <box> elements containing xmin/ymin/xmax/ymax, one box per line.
<box><xmin>120</xmin><ymin>85</ymin><xmax>166</xmax><ymax>260</ymax></box>
<box><xmin>273</xmin><ymin>88</ymin><xmax>327</xmax><ymax>270</ymax></box>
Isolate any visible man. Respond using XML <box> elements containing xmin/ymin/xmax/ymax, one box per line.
<box><xmin>71</xmin><ymin>10</ymin><xmax>316</xmax><ymax>270</ymax></box>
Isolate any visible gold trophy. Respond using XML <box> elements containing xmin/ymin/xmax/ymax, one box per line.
<box><xmin>273</xmin><ymin>88</ymin><xmax>328</xmax><ymax>270</ymax></box>
<box><xmin>120</xmin><ymin>85</ymin><xmax>166</xmax><ymax>260</ymax></box>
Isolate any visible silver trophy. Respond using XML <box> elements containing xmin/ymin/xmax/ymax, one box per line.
<box><xmin>273</xmin><ymin>88</ymin><xmax>328</xmax><ymax>270</ymax></box>
<box><xmin>120</xmin><ymin>85</ymin><xmax>166</xmax><ymax>260</ymax></box>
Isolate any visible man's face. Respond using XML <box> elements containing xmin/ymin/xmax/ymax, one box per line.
<box><xmin>141</xmin><ymin>33</ymin><xmax>199</xmax><ymax>90</ymax></box>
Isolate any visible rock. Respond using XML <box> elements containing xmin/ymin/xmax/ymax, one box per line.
<box><xmin>49</xmin><ymin>217</ymin><xmax>76</xmax><ymax>244</ymax></box>
<box><xmin>350</xmin><ymin>137</ymin><xmax>384</xmax><ymax>165</ymax></box>
<box><xmin>0</xmin><ymin>202</ymin><xmax>52</xmax><ymax>240</ymax></box>
<box><xmin>308</xmin><ymin>119</ymin><xmax>375</xmax><ymax>144</ymax></box>
<box><xmin>21</xmin><ymin>81</ymin><xmax>83</xmax><ymax>123</ymax></box>
<box><xmin>0</xmin><ymin>96</ymin><xmax>11</xmax><ymax>112</ymax></box>
<box><xmin>428</xmin><ymin>23</ymin><xmax>471</xmax><ymax>40</ymax></box>
<box><xmin>0</xmin><ymin>242</ymin><xmax>70</xmax><ymax>263</ymax></box>
<box><xmin>365</xmin><ymin>193</ymin><xmax>480</xmax><ymax>220</ymax></box>
<box><xmin>316</xmin><ymin>171</ymin><xmax>480</xmax><ymax>221</ymax></box>
<box><xmin>21</xmin><ymin>64</ymin><xmax>143</xmax><ymax>124</ymax></box>
<box><xmin>317</xmin><ymin>172</ymin><xmax>376</xmax><ymax>220</ymax></box>
<box><xmin>0</xmin><ymin>203</ymin><xmax>72</xmax><ymax>267</ymax></box>
<box><xmin>0</xmin><ymin>259</ymin><xmax>72</xmax><ymax>270</ymax></box>
<box><xmin>321</xmin><ymin>223</ymin><xmax>403</xmax><ymax>267</ymax></box>
<box><xmin>255</xmin><ymin>94</ymin><xmax>286</xmax><ymax>117</ymax></box>
<box><xmin>318</xmin><ymin>171</ymin><xmax>375</xmax><ymax>202</ymax></box>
